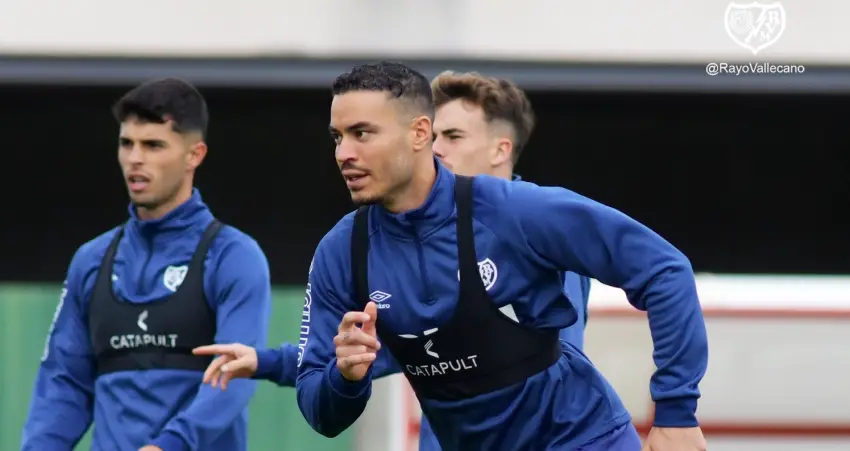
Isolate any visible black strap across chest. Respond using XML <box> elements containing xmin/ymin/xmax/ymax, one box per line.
<box><xmin>88</xmin><ymin>220</ymin><xmax>222</xmax><ymax>376</ymax></box>
<box><xmin>351</xmin><ymin>176</ymin><xmax>561</xmax><ymax>401</ymax></box>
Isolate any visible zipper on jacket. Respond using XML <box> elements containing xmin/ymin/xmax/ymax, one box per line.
<box><xmin>413</xmin><ymin>234</ymin><xmax>435</xmax><ymax>304</ymax></box>
<box><xmin>137</xmin><ymin>237</ymin><xmax>154</xmax><ymax>295</ymax></box>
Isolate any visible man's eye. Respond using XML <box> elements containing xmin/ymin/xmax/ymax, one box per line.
<box><xmin>355</xmin><ymin>131</ymin><xmax>369</xmax><ymax>140</ymax></box>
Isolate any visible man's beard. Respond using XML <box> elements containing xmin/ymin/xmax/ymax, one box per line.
<box><xmin>352</xmin><ymin>174</ymin><xmax>414</xmax><ymax>209</ymax></box>
<box><xmin>131</xmin><ymin>184</ymin><xmax>178</xmax><ymax>211</ymax></box>
<box><xmin>131</xmin><ymin>199</ymin><xmax>161</xmax><ymax>210</ymax></box>
<box><xmin>351</xmin><ymin>193</ymin><xmax>382</xmax><ymax>207</ymax></box>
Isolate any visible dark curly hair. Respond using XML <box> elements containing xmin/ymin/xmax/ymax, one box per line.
<box><xmin>332</xmin><ymin>61</ymin><xmax>434</xmax><ymax>120</ymax></box>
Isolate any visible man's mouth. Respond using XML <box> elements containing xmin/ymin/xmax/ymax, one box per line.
<box><xmin>127</xmin><ymin>174</ymin><xmax>150</xmax><ymax>193</ymax></box>
<box><xmin>343</xmin><ymin>172</ymin><xmax>369</xmax><ymax>190</ymax></box>
<box><xmin>345</xmin><ymin>174</ymin><xmax>369</xmax><ymax>190</ymax></box>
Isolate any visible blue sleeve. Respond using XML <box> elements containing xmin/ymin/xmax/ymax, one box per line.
<box><xmin>150</xmin><ymin>237</ymin><xmax>271</xmax><ymax>451</ymax></box>
<box><xmin>255</xmin><ymin>341</ymin><xmax>401</xmax><ymax>388</ymax></box>
<box><xmin>21</xmin><ymin>251</ymin><xmax>95</xmax><ymax>450</ymax></box>
<box><xmin>295</xmin><ymin>233</ymin><xmax>373</xmax><ymax>438</ymax></box>
<box><xmin>509</xmin><ymin>183</ymin><xmax>708</xmax><ymax>428</ymax></box>
<box><xmin>371</xmin><ymin>347</ymin><xmax>403</xmax><ymax>379</ymax></box>
<box><xmin>580</xmin><ymin>276</ymin><xmax>591</xmax><ymax>325</ymax></box>
<box><xmin>255</xmin><ymin>343</ymin><xmax>300</xmax><ymax>387</ymax></box>
<box><xmin>257</xmin><ymin>342</ymin><xmax>400</xmax><ymax>388</ymax></box>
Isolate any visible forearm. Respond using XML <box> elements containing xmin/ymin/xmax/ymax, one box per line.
<box><xmin>22</xmin><ymin>373</ymin><xmax>93</xmax><ymax>450</ymax></box>
<box><xmin>510</xmin><ymin>184</ymin><xmax>708</xmax><ymax>426</ymax></box>
<box><xmin>296</xmin><ymin>361</ymin><xmax>372</xmax><ymax>438</ymax></box>
<box><xmin>21</xmin><ymin>419</ymin><xmax>89</xmax><ymax>451</ymax></box>
<box><xmin>255</xmin><ymin>344</ymin><xmax>299</xmax><ymax>387</ymax></box>
<box><xmin>150</xmin><ymin>381</ymin><xmax>258</xmax><ymax>451</ymax></box>
<box><xmin>645</xmin><ymin>265</ymin><xmax>708</xmax><ymax>427</ymax></box>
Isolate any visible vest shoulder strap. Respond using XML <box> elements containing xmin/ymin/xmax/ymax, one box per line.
<box><xmin>351</xmin><ymin>207</ymin><xmax>371</xmax><ymax>307</ymax></box>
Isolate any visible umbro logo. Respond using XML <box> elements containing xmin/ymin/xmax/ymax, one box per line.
<box><xmin>369</xmin><ymin>290</ymin><xmax>392</xmax><ymax>310</ymax></box>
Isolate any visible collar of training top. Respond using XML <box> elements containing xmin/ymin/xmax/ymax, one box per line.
<box><xmin>126</xmin><ymin>188</ymin><xmax>213</xmax><ymax>235</ymax></box>
<box><xmin>512</xmin><ymin>173</ymin><xmax>522</xmax><ymax>181</ymax></box>
<box><xmin>375</xmin><ymin>157</ymin><xmax>456</xmax><ymax>239</ymax></box>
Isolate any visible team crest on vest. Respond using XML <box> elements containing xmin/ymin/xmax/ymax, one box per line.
<box><xmin>457</xmin><ymin>258</ymin><xmax>499</xmax><ymax>290</ymax></box>
<box><xmin>162</xmin><ymin>265</ymin><xmax>188</xmax><ymax>292</ymax></box>
<box><xmin>478</xmin><ymin>258</ymin><xmax>498</xmax><ymax>291</ymax></box>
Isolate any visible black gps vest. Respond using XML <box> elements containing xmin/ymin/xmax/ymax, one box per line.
<box><xmin>352</xmin><ymin>176</ymin><xmax>562</xmax><ymax>401</ymax></box>
<box><xmin>88</xmin><ymin>220</ymin><xmax>222</xmax><ymax>376</ymax></box>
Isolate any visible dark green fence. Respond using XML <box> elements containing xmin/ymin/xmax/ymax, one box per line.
<box><xmin>0</xmin><ymin>285</ymin><xmax>350</xmax><ymax>451</ymax></box>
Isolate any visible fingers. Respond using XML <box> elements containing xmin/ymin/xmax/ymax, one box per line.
<box><xmin>220</xmin><ymin>371</ymin><xmax>235</xmax><ymax>391</ymax></box>
<box><xmin>336</xmin><ymin>352</ymin><xmax>377</xmax><ymax>369</ymax></box>
<box><xmin>335</xmin><ymin>306</ymin><xmax>381</xmax><ymax>349</ymax></box>
<box><xmin>193</xmin><ymin>344</ymin><xmax>234</xmax><ymax>356</ymax></box>
<box><xmin>333</xmin><ymin>306</ymin><xmax>381</xmax><ymax>375</ymax></box>
<box><xmin>333</xmin><ymin>328</ymin><xmax>381</xmax><ymax>350</ymax></box>
<box><xmin>337</xmin><ymin>311</ymin><xmax>372</xmax><ymax>333</ymax></box>
<box><xmin>203</xmin><ymin>355</ymin><xmax>232</xmax><ymax>384</ymax></box>
<box><xmin>336</xmin><ymin>345</ymin><xmax>371</xmax><ymax>356</ymax></box>
<box><xmin>208</xmin><ymin>356</ymin><xmax>255</xmax><ymax>389</ymax></box>
<box><xmin>361</xmin><ymin>302</ymin><xmax>378</xmax><ymax>335</ymax></box>
<box><xmin>221</xmin><ymin>357</ymin><xmax>252</xmax><ymax>376</ymax></box>
<box><xmin>336</xmin><ymin>340</ymin><xmax>378</xmax><ymax>373</ymax></box>
<box><xmin>334</xmin><ymin>340</ymin><xmax>378</xmax><ymax>373</ymax></box>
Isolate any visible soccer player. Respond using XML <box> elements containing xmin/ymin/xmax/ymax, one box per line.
<box><xmin>21</xmin><ymin>79</ymin><xmax>271</xmax><ymax>451</ymax></box>
<box><xmin>294</xmin><ymin>61</ymin><xmax>707</xmax><ymax>450</ymax></box>
<box><xmin>193</xmin><ymin>71</ymin><xmax>593</xmax><ymax>451</ymax></box>
<box><xmin>429</xmin><ymin>70</ymin><xmax>590</xmax><ymax>349</ymax></box>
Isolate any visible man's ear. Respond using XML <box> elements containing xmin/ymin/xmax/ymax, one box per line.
<box><xmin>491</xmin><ymin>138</ymin><xmax>513</xmax><ymax>167</ymax></box>
<box><xmin>186</xmin><ymin>141</ymin><xmax>208</xmax><ymax>171</ymax></box>
<box><xmin>411</xmin><ymin>116</ymin><xmax>433</xmax><ymax>152</ymax></box>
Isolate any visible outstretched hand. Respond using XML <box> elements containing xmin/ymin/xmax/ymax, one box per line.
<box><xmin>192</xmin><ymin>343</ymin><xmax>258</xmax><ymax>390</ymax></box>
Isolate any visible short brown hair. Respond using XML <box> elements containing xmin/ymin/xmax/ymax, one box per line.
<box><xmin>431</xmin><ymin>71</ymin><xmax>535</xmax><ymax>164</ymax></box>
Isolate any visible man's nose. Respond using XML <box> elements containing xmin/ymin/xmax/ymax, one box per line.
<box><xmin>335</xmin><ymin>142</ymin><xmax>358</xmax><ymax>163</ymax></box>
<box><xmin>432</xmin><ymin>140</ymin><xmax>446</xmax><ymax>158</ymax></box>
<box><xmin>127</xmin><ymin>145</ymin><xmax>145</xmax><ymax>164</ymax></box>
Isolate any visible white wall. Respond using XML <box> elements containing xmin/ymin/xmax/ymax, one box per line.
<box><xmin>356</xmin><ymin>276</ymin><xmax>850</xmax><ymax>451</ymax></box>
<box><xmin>0</xmin><ymin>0</ymin><xmax>847</xmax><ymax>64</ymax></box>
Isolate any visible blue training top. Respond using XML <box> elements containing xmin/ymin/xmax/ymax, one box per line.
<box><xmin>258</xmin><ymin>172</ymin><xmax>592</xmax><ymax>450</ymax></box>
<box><xmin>22</xmin><ymin>190</ymin><xmax>271</xmax><ymax>451</ymax></box>
<box><xmin>294</xmin><ymin>161</ymin><xmax>707</xmax><ymax>449</ymax></box>
<box><xmin>259</xmin><ymin>270</ymin><xmax>591</xmax><ymax>450</ymax></box>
